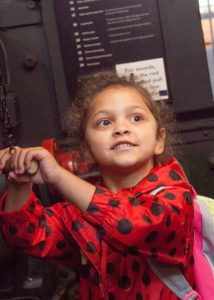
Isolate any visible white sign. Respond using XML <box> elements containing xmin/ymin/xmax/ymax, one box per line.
<box><xmin>116</xmin><ymin>58</ymin><xmax>169</xmax><ymax>100</ymax></box>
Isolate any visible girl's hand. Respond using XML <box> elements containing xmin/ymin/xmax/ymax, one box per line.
<box><xmin>0</xmin><ymin>146</ymin><xmax>62</xmax><ymax>185</ymax></box>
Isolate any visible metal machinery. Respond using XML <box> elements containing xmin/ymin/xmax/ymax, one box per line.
<box><xmin>0</xmin><ymin>0</ymin><xmax>213</xmax><ymax>299</ymax></box>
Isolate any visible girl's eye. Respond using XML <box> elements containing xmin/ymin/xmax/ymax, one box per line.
<box><xmin>130</xmin><ymin>115</ymin><xmax>142</xmax><ymax>122</ymax></box>
<box><xmin>97</xmin><ymin>119</ymin><xmax>111</xmax><ymax>127</ymax></box>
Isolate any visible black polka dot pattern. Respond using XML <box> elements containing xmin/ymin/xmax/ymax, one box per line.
<box><xmin>142</xmin><ymin>272</ymin><xmax>151</xmax><ymax>286</ymax></box>
<box><xmin>87</xmin><ymin>203</ymin><xmax>99</xmax><ymax>213</ymax></box>
<box><xmin>170</xmin><ymin>205</ymin><xmax>180</xmax><ymax>215</ymax></box>
<box><xmin>166</xmin><ymin>231</ymin><xmax>176</xmax><ymax>243</ymax></box>
<box><xmin>57</xmin><ymin>240</ymin><xmax>66</xmax><ymax>249</ymax></box>
<box><xmin>45</xmin><ymin>208</ymin><xmax>53</xmax><ymax>217</ymax></box>
<box><xmin>72</xmin><ymin>220</ymin><xmax>83</xmax><ymax>232</ymax></box>
<box><xmin>164</xmin><ymin>192</ymin><xmax>176</xmax><ymax>200</ymax></box>
<box><xmin>97</xmin><ymin>224</ymin><xmax>106</xmax><ymax>236</ymax></box>
<box><xmin>29</xmin><ymin>201</ymin><xmax>35</xmax><ymax>213</ymax></box>
<box><xmin>118</xmin><ymin>275</ymin><xmax>131</xmax><ymax>289</ymax></box>
<box><xmin>38</xmin><ymin>241</ymin><xmax>45</xmax><ymax>251</ymax></box>
<box><xmin>106</xmin><ymin>262</ymin><xmax>115</xmax><ymax>274</ymax></box>
<box><xmin>189</xmin><ymin>255</ymin><xmax>194</xmax><ymax>265</ymax></box>
<box><xmin>166</xmin><ymin>215</ymin><xmax>171</xmax><ymax>227</ymax></box>
<box><xmin>169</xmin><ymin>170</ymin><xmax>181</xmax><ymax>181</ymax></box>
<box><xmin>95</xmin><ymin>187</ymin><xmax>106</xmax><ymax>194</ymax></box>
<box><xmin>109</xmin><ymin>199</ymin><xmax>120</xmax><ymax>207</ymax></box>
<box><xmin>86</xmin><ymin>241</ymin><xmax>97</xmax><ymax>254</ymax></box>
<box><xmin>9</xmin><ymin>225</ymin><xmax>18</xmax><ymax>235</ymax></box>
<box><xmin>39</xmin><ymin>215</ymin><xmax>46</xmax><ymax>228</ymax></box>
<box><xmin>181</xmin><ymin>237</ymin><xmax>186</xmax><ymax>244</ymax></box>
<box><xmin>128</xmin><ymin>196</ymin><xmax>140</xmax><ymax>206</ymax></box>
<box><xmin>151</xmin><ymin>203</ymin><xmax>164</xmax><ymax>216</ymax></box>
<box><xmin>136</xmin><ymin>292</ymin><xmax>143</xmax><ymax>300</ymax></box>
<box><xmin>185</xmin><ymin>244</ymin><xmax>191</xmax><ymax>254</ymax></box>
<box><xmin>28</xmin><ymin>223</ymin><xmax>36</xmax><ymax>234</ymax></box>
<box><xmin>135</xmin><ymin>192</ymin><xmax>143</xmax><ymax>198</ymax></box>
<box><xmin>129</xmin><ymin>246</ymin><xmax>139</xmax><ymax>256</ymax></box>
<box><xmin>108</xmin><ymin>293</ymin><xmax>115</xmax><ymax>300</ymax></box>
<box><xmin>36</xmin><ymin>199</ymin><xmax>42</xmax><ymax>206</ymax></box>
<box><xmin>143</xmin><ymin>214</ymin><xmax>152</xmax><ymax>224</ymax></box>
<box><xmin>183</xmin><ymin>192</ymin><xmax>192</xmax><ymax>205</ymax></box>
<box><xmin>117</xmin><ymin>219</ymin><xmax>132</xmax><ymax>235</ymax></box>
<box><xmin>145</xmin><ymin>231</ymin><xmax>158</xmax><ymax>243</ymax></box>
<box><xmin>168</xmin><ymin>248</ymin><xmax>176</xmax><ymax>257</ymax></box>
<box><xmin>92</xmin><ymin>272</ymin><xmax>100</xmax><ymax>286</ymax></box>
<box><xmin>96</xmin><ymin>231</ymin><xmax>101</xmax><ymax>241</ymax></box>
<box><xmin>62</xmin><ymin>203</ymin><xmax>71</xmax><ymax>209</ymax></box>
<box><xmin>147</xmin><ymin>173</ymin><xmax>158</xmax><ymax>182</ymax></box>
<box><xmin>45</xmin><ymin>225</ymin><xmax>51</xmax><ymax>237</ymax></box>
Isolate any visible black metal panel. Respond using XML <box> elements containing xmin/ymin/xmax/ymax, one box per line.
<box><xmin>0</xmin><ymin>0</ymin><xmax>61</xmax><ymax>146</ymax></box>
<box><xmin>0</xmin><ymin>0</ymin><xmax>41</xmax><ymax>28</ymax></box>
<box><xmin>173</xmin><ymin>118</ymin><xmax>214</xmax><ymax>198</ymax></box>
<box><xmin>158</xmin><ymin>0</ymin><xmax>214</xmax><ymax>113</ymax></box>
<box><xmin>177</xmin><ymin>141</ymin><xmax>214</xmax><ymax>198</ymax></box>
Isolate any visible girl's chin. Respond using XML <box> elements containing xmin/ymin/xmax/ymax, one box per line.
<box><xmin>101</xmin><ymin>158</ymin><xmax>154</xmax><ymax>173</ymax></box>
<box><xmin>107</xmin><ymin>162</ymin><xmax>146</xmax><ymax>173</ymax></box>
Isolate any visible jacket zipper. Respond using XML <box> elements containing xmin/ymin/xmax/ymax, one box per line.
<box><xmin>99</xmin><ymin>239</ymin><xmax>107</xmax><ymax>299</ymax></box>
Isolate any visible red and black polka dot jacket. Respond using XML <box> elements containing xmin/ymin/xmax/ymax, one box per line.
<box><xmin>0</xmin><ymin>157</ymin><xmax>196</xmax><ymax>300</ymax></box>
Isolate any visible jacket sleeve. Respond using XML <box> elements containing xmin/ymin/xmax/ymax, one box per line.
<box><xmin>0</xmin><ymin>192</ymin><xmax>82</xmax><ymax>269</ymax></box>
<box><xmin>82</xmin><ymin>185</ymin><xmax>194</xmax><ymax>267</ymax></box>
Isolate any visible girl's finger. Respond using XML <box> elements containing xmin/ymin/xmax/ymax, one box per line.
<box><xmin>16</xmin><ymin>147</ymin><xmax>28</xmax><ymax>174</ymax></box>
<box><xmin>25</xmin><ymin>148</ymin><xmax>39</xmax><ymax>175</ymax></box>
<box><xmin>10</xmin><ymin>146</ymin><xmax>21</xmax><ymax>173</ymax></box>
<box><xmin>8</xmin><ymin>171</ymin><xmax>32</xmax><ymax>183</ymax></box>
<box><xmin>0</xmin><ymin>148</ymin><xmax>12</xmax><ymax>169</ymax></box>
<box><xmin>24</xmin><ymin>148</ymin><xmax>37</xmax><ymax>170</ymax></box>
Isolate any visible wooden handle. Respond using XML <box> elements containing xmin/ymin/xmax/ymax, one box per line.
<box><xmin>4</xmin><ymin>158</ymin><xmax>39</xmax><ymax>175</ymax></box>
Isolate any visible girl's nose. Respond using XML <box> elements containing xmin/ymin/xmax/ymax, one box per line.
<box><xmin>113</xmin><ymin>124</ymin><xmax>130</xmax><ymax>136</ymax></box>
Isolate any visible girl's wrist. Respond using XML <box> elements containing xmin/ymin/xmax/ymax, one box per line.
<box><xmin>5</xmin><ymin>182</ymin><xmax>33</xmax><ymax>211</ymax></box>
<box><xmin>7</xmin><ymin>180</ymin><xmax>32</xmax><ymax>191</ymax></box>
<box><xmin>50</xmin><ymin>165</ymin><xmax>68</xmax><ymax>186</ymax></box>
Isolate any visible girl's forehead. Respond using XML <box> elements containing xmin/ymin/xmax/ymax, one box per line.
<box><xmin>91</xmin><ymin>85</ymin><xmax>148</xmax><ymax>106</ymax></box>
<box><xmin>86</xmin><ymin>85</ymin><xmax>153</xmax><ymax>118</ymax></box>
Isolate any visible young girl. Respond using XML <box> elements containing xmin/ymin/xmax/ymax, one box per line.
<box><xmin>0</xmin><ymin>70</ymin><xmax>196</xmax><ymax>300</ymax></box>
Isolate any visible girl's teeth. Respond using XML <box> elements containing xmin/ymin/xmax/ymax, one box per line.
<box><xmin>115</xmin><ymin>144</ymin><xmax>132</xmax><ymax>149</ymax></box>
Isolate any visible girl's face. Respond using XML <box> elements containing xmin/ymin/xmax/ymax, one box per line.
<box><xmin>84</xmin><ymin>86</ymin><xmax>165</xmax><ymax>177</ymax></box>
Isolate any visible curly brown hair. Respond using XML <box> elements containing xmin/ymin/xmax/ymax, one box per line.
<box><xmin>66</xmin><ymin>69</ymin><xmax>177</xmax><ymax>165</ymax></box>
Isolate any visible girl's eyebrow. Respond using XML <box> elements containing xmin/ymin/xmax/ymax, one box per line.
<box><xmin>90</xmin><ymin>109</ymin><xmax>112</xmax><ymax>120</ymax></box>
<box><xmin>89</xmin><ymin>105</ymin><xmax>149</xmax><ymax>121</ymax></box>
<box><xmin>127</xmin><ymin>105</ymin><xmax>148</xmax><ymax>111</ymax></box>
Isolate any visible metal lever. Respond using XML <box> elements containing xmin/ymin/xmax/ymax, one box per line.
<box><xmin>4</xmin><ymin>158</ymin><xmax>39</xmax><ymax>175</ymax></box>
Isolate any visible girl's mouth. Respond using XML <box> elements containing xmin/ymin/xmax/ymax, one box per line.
<box><xmin>112</xmin><ymin>142</ymin><xmax>136</xmax><ymax>150</ymax></box>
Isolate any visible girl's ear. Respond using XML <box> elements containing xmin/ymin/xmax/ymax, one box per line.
<box><xmin>154</xmin><ymin>127</ymin><xmax>166</xmax><ymax>155</ymax></box>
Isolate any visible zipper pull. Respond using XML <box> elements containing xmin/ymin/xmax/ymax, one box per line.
<box><xmin>99</xmin><ymin>282</ymin><xmax>106</xmax><ymax>298</ymax></box>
